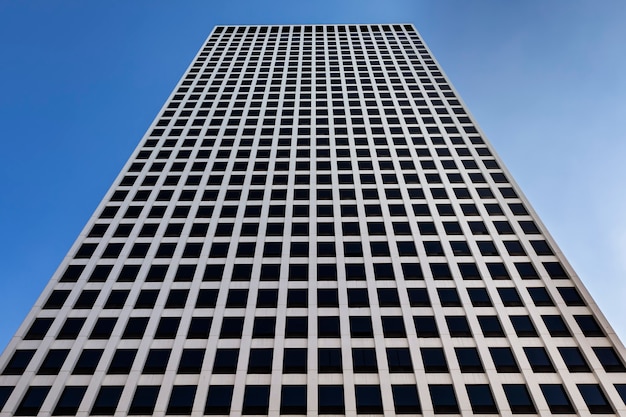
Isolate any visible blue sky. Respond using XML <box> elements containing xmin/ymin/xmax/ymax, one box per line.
<box><xmin>1</xmin><ymin>0</ymin><xmax>625</xmax><ymax>350</ymax></box>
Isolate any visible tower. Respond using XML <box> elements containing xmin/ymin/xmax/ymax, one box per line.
<box><xmin>1</xmin><ymin>23</ymin><xmax>626</xmax><ymax>415</ymax></box>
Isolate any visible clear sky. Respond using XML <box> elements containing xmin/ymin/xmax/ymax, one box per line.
<box><xmin>1</xmin><ymin>0</ymin><xmax>625</xmax><ymax>351</ymax></box>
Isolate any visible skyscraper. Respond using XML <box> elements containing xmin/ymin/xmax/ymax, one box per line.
<box><xmin>1</xmin><ymin>22</ymin><xmax>625</xmax><ymax>415</ymax></box>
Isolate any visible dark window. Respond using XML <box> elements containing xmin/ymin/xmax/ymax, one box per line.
<box><xmin>455</xmin><ymin>347</ymin><xmax>484</xmax><ymax>373</ymax></box>
<box><xmin>52</xmin><ymin>386</ymin><xmax>87</xmax><ymax>415</ymax></box>
<box><xmin>350</xmin><ymin>316</ymin><xmax>373</xmax><ymax>337</ymax></box>
<box><xmin>187</xmin><ymin>317</ymin><xmax>212</xmax><ymax>339</ymax></box>
<box><xmin>319</xmin><ymin>385</ymin><xmax>344</xmax><ymax>414</ymax></box>
<box><xmin>352</xmin><ymin>348</ymin><xmax>378</xmax><ymax>373</ymax></box>
<box><xmin>540</xmin><ymin>384</ymin><xmax>574</xmax><ymax>414</ymax></box>
<box><xmin>558</xmin><ymin>287</ymin><xmax>585</xmax><ymax>306</ymax></box>
<box><xmin>73</xmin><ymin>349</ymin><xmax>103</xmax><ymax>375</ymax></box>
<box><xmin>528</xmin><ymin>287</ymin><xmax>554</xmax><ymax>306</ymax></box>
<box><xmin>510</xmin><ymin>315</ymin><xmax>538</xmax><ymax>337</ymax></box>
<box><xmin>285</xmin><ymin>316</ymin><xmax>308</xmax><ymax>338</ymax></box>
<box><xmin>355</xmin><ymin>385</ymin><xmax>383</xmax><ymax>414</ymax></box>
<box><xmin>15</xmin><ymin>386</ymin><xmax>51</xmax><ymax>416</ymax></box>
<box><xmin>497</xmin><ymin>287</ymin><xmax>523</xmax><ymax>307</ymax></box>
<box><xmin>429</xmin><ymin>385</ymin><xmax>459</xmax><ymax>414</ymax></box>
<box><xmin>319</xmin><ymin>348</ymin><xmax>342</xmax><ymax>373</ymax></box>
<box><xmin>252</xmin><ymin>317</ymin><xmax>275</xmax><ymax>338</ymax></box>
<box><xmin>280</xmin><ymin>385</ymin><xmax>307</xmax><ymax>414</ymax></box>
<box><xmin>490</xmin><ymin>347</ymin><xmax>519</xmax><ymax>372</ymax></box>
<box><xmin>57</xmin><ymin>317</ymin><xmax>85</xmax><ymax>339</ymax></box>
<box><xmin>558</xmin><ymin>347</ymin><xmax>590</xmax><ymax>372</ymax></box>
<box><xmin>542</xmin><ymin>315</ymin><xmax>571</xmax><ymax>337</ymax></box>
<box><xmin>248</xmin><ymin>349</ymin><xmax>273</xmax><ymax>374</ymax></box>
<box><xmin>438</xmin><ymin>288</ymin><xmax>461</xmax><ymax>306</ymax></box>
<box><xmin>3</xmin><ymin>349</ymin><xmax>35</xmax><ymax>375</ymax></box>
<box><xmin>524</xmin><ymin>347</ymin><xmax>555</xmax><ymax>372</ymax></box>
<box><xmin>129</xmin><ymin>385</ymin><xmax>160</xmax><ymax>415</ymax></box>
<box><xmin>89</xmin><ymin>317</ymin><xmax>117</xmax><ymax>339</ymax></box>
<box><xmin>220</xmin><ymin>317</ymin><xmax>244</xmax><ymax>338</ymax></box>
<box><xmin>414</xmin><ymin>316</ymin><xmax>439</xmax><ymax>337</ymax></box>
<box><xmin>38</xmin><ymin>349</ymin><xmax>70</xmax><ymax>375</ymax></box>
<box><xmin>287</xmin><ymin>289</ymin><xmax>307</xmax><ymax>307</ymax></box>
<box><xmin>467</xmin><ymin>288</ymin><xmax>492</xmax><ymax>307</ymax></box>
<box><xmin>392</xmin><ymin>385</ymin><xmax>421</xmax><ymax>414</ymax></box>
<box><xmin>477</xmin><ymin>315</ymin><xmax>504</xmax><ymax>337</ymax></box>
<box><xmin>593</xmin><ymin>347</ymin><xmax>626</xmax><ymax>372</ymax></box>
<box><xmin>387</xmin><ymin>348</ymin><xmax>413</xmax><ymax>373</ymax></box>
<box><xmin>91</xmin><ymin>386</ymin><xmax>123</xmax><ymax>415</ymax></box>
<box><xmin>421</xmin><ymin>347</ymin><xmax>448</xmax><ymax>373</ymax></box>
<box><xmin>503</xmin><ymin>384</ymin><xmax>536</xmax><ymax>414</ymax></box>
<box><xmin>155</xmin><ymin>317</ymin><xmax>180</xmax><ymax>338</ymax></box>
<box><xmin>177</xmin><ymin>349</ymin><xmax>204</xmax><ymax>374</ymax></box>
<box><xmin>242</xmin><ymin>385</ymin><xmax>270</xmax><ymax>415</ymax></box>
<box><xmin>166</xmin><ymin>385</ymin><xmax>196</xmax><ymax>415</ymax></box>
<box><xmin>122</xmin><ymin>317</ymin><xmax>149</xmax><ymax>339</ymax></box>
<box><xmin>143</xmin><ymin>349</ymin><xmax>171</xmax><ymax>374</ymax></box>
<box><xmin>577</xmin><ymin>384</ymin><xmax>613</xmax><ymax>414</ymax></box>
<box><xmin>407</xmin><ymin>288</ymin><xmax>430</xmax><ymax>306</ymax></box>
<box><xmin>575</xmin><ymin>315</ymin><xmax>605</xmax><ymax>337</ymax></box>
<box><xmin>466</xmin><ymin>384</ymin><xmax>498</xmax><ymax>414</ymax></box>
<box><xmin>204</xmin><ymin>385</ymin><xmax>233</xmax><ymax>415</ymax></box>
<box><xmin>446</xmin><ymin>316</ymin><xmax>472</xmax><ymax>337</ymax></box>
<box><xmin>283</xmin><ymin>348</ymin><xmax>307</xmax><ymax>373</ymax></box>
<box><xmin>107</xmin><ymin>349</ymin><xmax>137</xmax><ymax>374</ymax></box>
<box><xmin>318</xmin><ymin>288</ymin><xmax>339</xmax><ymax>307</ymax></box>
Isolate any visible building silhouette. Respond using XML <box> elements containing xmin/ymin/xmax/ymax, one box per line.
<box><xmin>1</xmin><ymin>23</ymin><xmax>626</xmax><ymax>416</ymax></box>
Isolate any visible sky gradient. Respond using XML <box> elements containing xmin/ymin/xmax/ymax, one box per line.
<box><xmin>1</xmin><ymin>0</ymin><xmax>625</xmax><ymax>351</ymax></box>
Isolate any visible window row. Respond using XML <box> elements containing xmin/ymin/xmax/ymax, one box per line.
<box><xmin>2</xmin><ymin>382</ymin><xmax>620</xmax><ymax>415</ymax></box>
<box><xmin>5</xmin><ymin>345</ymin><xmax>624</xmax><ymax>378</ymax></box>
<box><xmin>22</xmin><ymin>313</ymin><xmax>606</xmax><ymax>342</ymax></box>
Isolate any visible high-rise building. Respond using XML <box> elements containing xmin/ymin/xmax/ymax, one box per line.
<box><xmin>1</xmin><ymin>23</ymin><xmax>625</xmax><ymax>416</ymax></box>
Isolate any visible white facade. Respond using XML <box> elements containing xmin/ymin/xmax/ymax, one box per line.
<box><xmin>1</xmin><ymin>23</ymin><xmax>625</xmax><ymax>416</ymax></box>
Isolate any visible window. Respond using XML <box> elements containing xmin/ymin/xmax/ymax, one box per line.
<box><xmin>558</xmin><ymin>287</ymin><xmax>585</xmax><ymax>306</ymax></box>
<box><xmin>3</xmin><ymin>350</ymin><xmax>35</xmax><ymax>375</ymax></box>
<box><xmin>429</xmin><ymin>385</ymin><xmax>459</xmax><ymax>414</ymax></box>
<box><xmin>392</xmin><ymin>385</ymin><xmax>421</xmax><ymax>414</ymax></box>
<box><xmin>421</xmin><ymin>348</ymin><xmax>448</xmax><ymax>373</ymax></box>
<box><xmin>382</xmin><ymin>316</ymin><xmax>406</xmax><ymax>337</ymax></box>
<box><xmin>558</xmin><ymin>347</ymin><xmax>590</xmax><ymax>372</ymax></box>
<box><xmin>542</xmin><ymin>315</ymin><xmax>571</xmax><ymax>337</ymax></box>
<box><xmin>283</xmin><ymin>348</ymin><xmax>307</xmax><ymax>373</ymax></box>
<box><xmin>466</xmin><ymin>385</ymin><xmax>498</xmax><ymax>414</ymax></box>
<box><xmin>166</xmin><ymin>386</ymin><xmax>196</xmax><ymax>415</ymax></box>
<box><xmin>407</xmin><ymin>288</ymin><xmax>430</xmax><ymax>306</ymax></box>
<box><xmin>220</xmin><ymin>317</ymin><xmax>244</xmax><ymax>338</ymax></box>
<box><xmin>318</xmin><ymin>316</ymin><xmax>340</xmax><ymax>338</ymax></box>
<box><xmin>593</xmin><ymin>347</ymin><xmax>626</xmax><ymax>372</ymax></box>
<box><xmin>387</xmin><ymin>348</ymin><xmax>413</xmax><ymax>373</ymax></box>
<box><xmin>319</xmin><ymin>385</ymin><xmax>344</xmax><ymax>414</ymax></box>
<box><xmin>91</xmin><ymin>386</ymin><xmax>123</xmax><ymax>415</ymax></box>
<box><xmin>73</xmin><ymin>349</ymin><xmax>103</xmax><ymax>375</ymax></box>
<box><xmin>15</xmin><ymin>386</ymin><xmax>51</xmax><ymax>416</ymax></box>
<box><xmin>510</xmin><ymin>315</ymin><xmax>538</xmax><ymax>337</ymax></box>
<box><xmin>524</xmin><ymin>347</ymin><xmax>555</xmax><ymax>372</ymax></box>
<box><xmin>248</xmin><ymin>349</ymin><xmax>273</xmax><ymax>374</ymax></box>
<box><xmin>355</xmin><ymin>385</ymin><xmax>383</xmax><ymax>414</ymax></box>
<box><xmin>352</xmin><ymin>348</ymin><xmax>378</xmax><ymax>373</ymax></box>
<box><xmin>204</xmin><ymin>385</ymin><xmax>233</xmax><ymax>415</ymax></box>
<box><xmin>503</xmin><ymin>384</ymin><xmax>536</xmax><ymax>414</ymax></box>
<box><xmin>128</xmin><ymin>386</ymin><xmax>160</xmax><ymax>415</ymax></box>
<box><xmin>318</xmin><ymin>288</ymin><xmax>339</xmax><ymax>307</ymax></box>
<box><xmin>446</xmin><ymin>316</ymin><xmax>472</xmax><ymax>337</ymax></box>
<box><xmin>414</xmin><ymin>316</ymin><xmax>439</xmax><ymax>337</ymax></box>
<box><xmin>350</xmin><ymin>316</ymin><xmax>373</xmax><ymax>337</ymax></box>
<box><xmin>108</xmin><ymin>349</ymin><xmax>137</xmax><ymax>374</ymax></box>
<box><xmin>143</xmin><ymin>349</ymin><xmax>171</xmax><ymax>374</ymax></box>
<box><xmin>539</xmin><ymin>384</ymin><xmax>574</xmax><ymax>414</ymax></box>
<box><xmin>319</xmin><ymin>348</ymin><xmax>342</xmax><ymax>373</ymax></box>
<box><xmin>280</xmin><ymin>385</ymin><xmax>307</xmax><ymax>414</ymax></box>
<box><xmin>478</xmin><ymin>315</ymin><xmax>504</xmax><ymax>337</ymax></box>
<box><xmin>467</xmin><ymin>288</ymin><xmax>492</xmax><ymax>306</ymax></box>
<box><xmin>437</xmin><ymin>288</ymin><xmax>461</xmax><ymax>306</ymax></box>
<box><xmin>577</xmin><ymin>384</ymin><xmax>613</xmax><ymax>414</ymax></box>
<box><xmin>528</xmin><ymin>287</ymin><xmax>554</xmax><ymax>306</ymax></box>
<box><xmin>489</xmin><ymin>347</ymin><xmax>519</xmax><ymax>372</ymax></box>
<box><xmin>455</xmin><ymin>347</ymin><xmax>484</xmax><ymax>373</ymax></box>
<box><xmin>498</xmin><ymin>287</ymin><xmax>523</xmax><ymax>306</ymax></box>
<box><xmin>575</xmin><ymin>315</ymin><xmax>605</xmax><ymax>337</ymax></box>
<box><xmin>178</xmin><ymin>349</ymin><xmax>204</xmax><ymax>374</ymax></box>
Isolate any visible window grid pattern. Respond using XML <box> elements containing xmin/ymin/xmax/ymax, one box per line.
<box><xmin>1</xmin><ymin>23</ymin><xmax>625</xmax><ymax>416</ymax></box>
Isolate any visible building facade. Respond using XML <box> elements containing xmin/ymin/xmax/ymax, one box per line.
<box><xmin>1</xmin><ymin>23</ymin><xmax>626</xmax><ymax>416</ymax></box>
